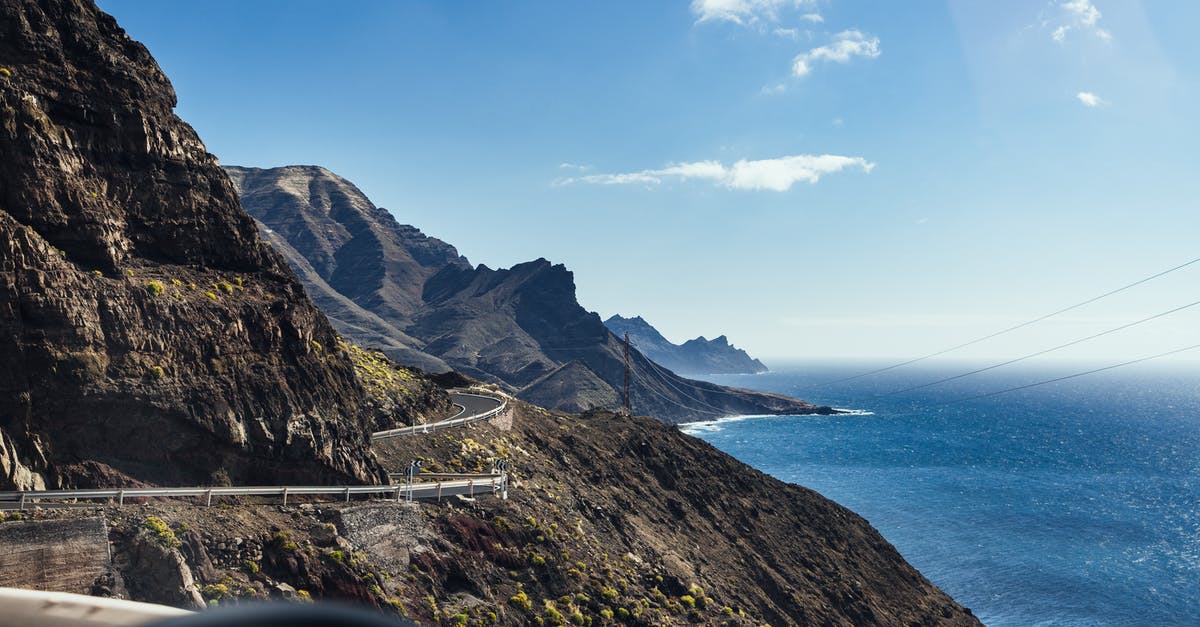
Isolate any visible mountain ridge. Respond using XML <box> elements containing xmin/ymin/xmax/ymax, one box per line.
<box><xmin>228</xmin><ymin>165</ymin><xmax>833</xmax><ymax>423</ymax></box>
<box><xmin>605</xmin><ymin>314</ymin><xmax>769</xmax><ymax>375</ymax></box>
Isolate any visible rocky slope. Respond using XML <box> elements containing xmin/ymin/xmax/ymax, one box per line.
<box><xmin>0</xmin><ymin>394</ymin><xmax>981</xmax><ymax>626</ymax></box>
<box><xmin>604</xmin><ymin>315</ymin><xmax>768</xmax><ymax>375</ymax></box>
<box><xmin>0</xmin><ymin>0</ymin><xmax>386</xmax><ymax>489</ymax></box>
<box><xmin>228</xmin><ymin>165</ymin><xmax>829</xmax><ymax>423</ymax></box>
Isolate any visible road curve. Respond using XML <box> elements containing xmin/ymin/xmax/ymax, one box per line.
<box><xmin>371</xmin><ymin>390</ymin><xmax>506</xmax><ymax>440</ymax></box>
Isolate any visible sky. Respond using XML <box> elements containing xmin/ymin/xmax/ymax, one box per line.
<box><xmin>98</xmin><ymin>0</ymin><xmax>1200</xmax><ymax>363</ymax></box>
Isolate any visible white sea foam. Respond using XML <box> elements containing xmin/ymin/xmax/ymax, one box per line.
<box><xmin>677</xmin><ymin>409</ymin><xmax>874</xmax><ymax>435</ymax></box>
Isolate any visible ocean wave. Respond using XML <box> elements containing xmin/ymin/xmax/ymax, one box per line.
<box><xmin>678</xmin><ymin>409</ymin><xmax>874</xmax><ymax>435</ymax></box>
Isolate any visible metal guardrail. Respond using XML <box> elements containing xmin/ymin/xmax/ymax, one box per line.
<box><xmin>371</xmin><ymin>390</ymin><xmax>508</xmax><ymax>440</ymax></box>
<box><xmin>0</xmin><ymin>475</ymin><xmax>506</xmax><ymax>510</ymax></box>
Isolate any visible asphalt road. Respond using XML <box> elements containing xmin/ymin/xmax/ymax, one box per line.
<box><xmin>450</xmin><ymin>392</ymin><xmax>504</xmax><ymax>420</ymax></box>
<box><xmin>370</xmin><ymin>390</ymin><xmax>507</xmax><ymax>440</ymax></box>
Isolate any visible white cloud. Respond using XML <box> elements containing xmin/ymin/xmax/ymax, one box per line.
<box><xmin>1053</xmin><ymin>0</ymin><xmax>1111</xmax><ymax>42</ymax></box>
<box><xmin>773</xmin><ymin>27</ymin><xmax>801</xmax><ymax>39</ymax></box>
<box><xmin>690</xmin><ymin>0</ymin><xmax>814</xmax><ymax>25</ymax></box>
<box><xmin>800</xmin><ymin>13</ymin><xmax>824</xmax><ymax>23</ymax></box>
<box><xmin>792</xmin><ymin>30</ymin><xmax>881</xmax><ymax>77</ymax></box>
<box><xmin>1062</xmin><ymin>0</ymin><xmax>1100</xmax><ymax>27</ymax></box>
<box><xmin>760</xmin><ymin>82</ymin><xmax>788</xmax><ymax>95</ymax></box>
<box><xmin>1075</xmin><ymin>91</ymin><xmax>1105</xmax><ymax>107</ymax></box>
<box><xmin>556</xmin><ymin>154</ymin><xmax>875</xmax><ymax>192</ymax></box>
<box><xmin>558</xmin><ymin>162</ymin><xmax>592</xmax><ymax>171</ymax></box>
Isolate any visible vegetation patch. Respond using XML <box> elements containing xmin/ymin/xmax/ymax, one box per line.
<box><xmin>143</xmin><ymin>516</ymin><xmax>180</xmax><ymax>549</ymax></box>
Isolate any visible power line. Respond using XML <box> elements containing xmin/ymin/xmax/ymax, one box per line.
<box><xmin>881</xmin><ymin>297</ymin><xmax>1200</xmax><ymax>396</ymax></box>
<box><xmin>947</xmin><ymin>343</ymin><xmax>1200</xmax><ymax>404</ymax></box>
<box><xmin>635</xmin><ymin>372</ymin><xmax>726</xmax><ymax>416</ymax></box>
<box><xmin>819</xmin><ymin>254</ymin><xmax>1200</xmax><ymax>386</ymax></box>
<box><xmin>639</xmin><ymin>354</ymin><xmax>733</xmax><ymax>414</ymax></box>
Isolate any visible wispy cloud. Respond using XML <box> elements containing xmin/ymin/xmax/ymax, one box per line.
<box><xmin>558</xmin><ymin>162</ymin><xmax>592</xmax><ymax>171</ymax></box>
<box><xmin>800</xmin><ymin>13</ymin><xmax>824</xmax><ymax>23</ymax></box>
<box><xmin>792</xmin><ymin>30</ymin><xmax>881</xmax><ymax>77</ymax></box>
<box><xmin>1075</xmin><ymin>91</ymin><xmax>1106</xmax><ymax>107</ymax></box>
<box><xmin>690</xmin><ymin>0</ymin><xmax>814</xmax><ymax>26</ymax></box>
<box><xmin>1053</xmin><ymin>0</ymin><xmax>1112</xmax><ymax>43</ymax></box>
<box><xmin>556</xmin><ymin>154</ymin><xmax>875</xmax><ymax>192</ymax></box>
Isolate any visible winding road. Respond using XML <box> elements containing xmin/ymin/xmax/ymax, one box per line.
<box><xmin>370</xmin><ymin>390</ymin><xmax>507</xmax><ymax>440</ymax></box>
<box><xmin>0</xmin><ymin>390</ymin><xmax>511</xmax><ymax>509</ymax></box>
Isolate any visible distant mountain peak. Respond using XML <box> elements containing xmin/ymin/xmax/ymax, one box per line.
<box><xmin>606</xmin><ymin>316</ymin><xmax>767</xmax><ymax>375</ymax></box>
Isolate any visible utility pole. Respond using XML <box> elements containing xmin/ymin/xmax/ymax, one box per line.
<box><xmin>623</xmin><ymin>332</ymin><xmax>632</xmax><ymax>416</ymax></box>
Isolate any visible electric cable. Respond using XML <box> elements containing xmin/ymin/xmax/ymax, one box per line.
<box><xmin>818</xmin><ymin>254</ymin><xmax>1200</xmax><ymax>386</ymax></box>
<box><xmin>881</xmin><ymin>297</ymin><xmax>1200</xmax><ymax>396</ymax></box>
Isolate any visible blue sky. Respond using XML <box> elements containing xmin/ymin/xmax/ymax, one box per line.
<box><xmin>99</xmin><ymin>0</ymin><xmax>1200</xmax><ymax>362</ymax></box>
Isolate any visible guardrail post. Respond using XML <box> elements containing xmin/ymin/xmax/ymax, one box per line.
<box><xmin>282</xmin><ymin>487</ymin><xmax>288</xmax><ymax>506</ymax></box>
<box><xmin>206</xmin><ymin>489</ymin><xmax>213</xmax><ymax>507</ymax></box>
<box><xmin>19</xmin><ymin>492</ymin><xmax>26</xmax><ymax>511</ymax></box>
<box><xmin>345</xmin><ymin>487</ymin><xmax>351</xmax><ymax>503</ymax></box>
<box><xmin>395</xmin><ymin>486</ymin><xmax>402</xmax><ymax>502</ymax></box>
<box><xmin>468</xmin><ymin>479</ymin><xmax>474</xmax><ymax>499</ymax></box>
<box><xmin>118</xmin><ymin>490</ymin><xmax>125</xmax><ymax>506</ymax></box>
<box><xmin>437</xmin><ymin>482</ymin><xmax>443</xmax><ymax>502</ymax></box>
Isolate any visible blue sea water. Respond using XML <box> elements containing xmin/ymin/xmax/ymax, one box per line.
<box><xmin>683</xmin><ymin>361</ymin><xmax>1200</xmax><ymax>626</ymax></box>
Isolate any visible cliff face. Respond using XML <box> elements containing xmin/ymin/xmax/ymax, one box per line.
<box><xmin>2</xmin><ymin>399</ymin><xmax>978</xmax><ymax>626</ymax></box>
<box><xmin>0</xmin><ymin>0</ymin><xmax>383</xmax><ymax>489</ymax></box>
<box><xmin>605</xmin><ymin>314</ymin><xmax>769</xmax><ymax>375</ymax></box>
<box><xmin>229</xmin><ymin>165</ymin><xmax>830</xmax><ymax>423</ymax></box>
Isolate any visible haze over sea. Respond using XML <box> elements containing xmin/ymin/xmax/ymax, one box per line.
<box><xmin>683</xmin><ymin>361</ymin><xmax>1200</xmax><ymax>627</ymax></box>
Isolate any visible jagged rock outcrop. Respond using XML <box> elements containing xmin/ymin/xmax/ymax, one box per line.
<box><xmin>229</xmin><ymin>165</ymin><xmax>831</xmax><ymax>423</ymax></box>
<box><xmin>0</xmin><ymin>0</ymin><xmax>384</xmax><ymax>488</ymax></box>
<box><xmin>605</xmin><ymin>314</ymin><xmax>769</xmax><ymax>375</ymax></box>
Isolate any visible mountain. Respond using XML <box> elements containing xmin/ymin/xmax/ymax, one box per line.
<box><xmin>605</xmin><ymin>314</ymin><xmax>769</xmax><ymax>375</ymax></box>
<box><xmin>0</xmin><ymin>0</ymin><xmax>385</xmax><ymax>489</ymax></box>
<box><xmin>228</xmin><ymin>165</ymin><xmax>833</xmax><ymax>423</ymax></box>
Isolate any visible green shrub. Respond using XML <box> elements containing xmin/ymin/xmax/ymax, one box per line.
<box><xmin>296</xmin><ymin>590</ymin><xmax>312</xmax><ymax>603</ymax></box>
<box><xmin>680</xmin><ymin>595</ymin><xmax>696</xmax><ymax>608</ymax></box>
<box><xmin>243</xmin><ymin>560</ymin><xmax>259</xmax><ymax>575</ymax></box>
<box><xmin>216</xmin><ymin>281</ymin><xmax>234</xmax><ymax>294</ymax></box>
<box><xmin>328</xmin><ymin>549</ymin><xmax>345</xmax><ymax>563</ymax></box>
<box><xmin>509</xmin><ymin>591</ymin><xmax>532</xmax><ymax>612</ymax></box>
<box><xmin>234</xmin><ymin>277</ymin><xmax>244</xmax><ymax>288</ymax></box>
<box><xmin>148</xmin><ymin>365</ymin><xmax>165</xmax><ymax>380</ymax></box>
<box><xmin>599</xmin><ymin>587</ymin><xmax>618</xmax><ymax>602</ymax></box>
<box><xmin>542</xmin><ymin>602</ymin><xmax>565</xmax><ymax>626</ymax></box>
<box><xmin>201</xmin><ymin>583</ymin><xmax>229</xmax><ymax>600</ymax></box>
<box><xmin>0</xmin><ymin>68</ymin><xmax>11</xmax><ymax>78</ymax></box>
<box><xmin>569</xmin><ymin>609</ymin><xmax>585</xmax><ymax>625</ymax></box>
<box><xmin>616</xmin><ymin>608</ymin><xmax>630</xmax><ymax>620</ymax></box>
<box><xmin>205</xmin><ymin>291</ymin><xmax>217</xmax><ymax>300</ymax></box>
<box><xmin>170</xmin><ymin>278</ymin><xmax>183</xmax><ymax>286</ymax></box>
<box><xmin>143</xmin><ymin>516</ymin><xmax>180</xmax><ymax>548</ymax></box>
<box><xmin>92</xmin><ymin>270</ymin><xmax>103</xmax><ymax>277</ymax></box>
<box><xmin>528</xmin><ymin>553</ymin><xmax>546</xmax><ymax>567</ymax></box>
<box><xmin>599</xmin><ymin>609</ymin><xmax>613</xmax><ymax>620</ymax></box>
<box><xmin>146</xmin><ymin>280</ymin><xmax>164</xmax><ymax>296</ymax></box>
<box><xmin>449</xmin><ymin>614</ymin><xmax>468</xmax><ymax>626</ymax></box>
<box><xmin>721</xmin><ymin>606</ymin><xmax>735</xmax><ymax>616</ymax></box>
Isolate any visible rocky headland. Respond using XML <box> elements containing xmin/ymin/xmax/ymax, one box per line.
<box><xmin>604</xmin><ymin>315</ymin><xmax>769</xmax><ymax>376</ymax></box>
<box><xmin>0</xmin><ymin>1</ymin><xmax>981</xmax><ymax>625</ymax></box>
<box><xmin>227</xmin><ymin>165</ymin><xmax>828</xmax><ymax>424</ymax></box>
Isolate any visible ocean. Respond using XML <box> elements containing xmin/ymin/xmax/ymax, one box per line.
<box><xmin>682</xmin><ymin>361</ymin><xmax>1200</xmax><ymax>626</ymax></box>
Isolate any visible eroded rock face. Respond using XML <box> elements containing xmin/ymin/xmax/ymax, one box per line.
<box><xmin>0</xmin><ymin>0</ymin><xmax>383</xmax><ymax>488</ymax></box>
<box><xmin>231</xmin><ymin>165</ymin><xmax>833</xmax><ymax>423</ymax></box>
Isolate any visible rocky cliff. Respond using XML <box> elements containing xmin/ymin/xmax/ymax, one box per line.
<box><xmin>0</xmin><ymin>397</ymin><xmax>981</xmax><ymax>626</ymax></box>
<box><xmin>605</xmin><ymin>314</ymin><xmax>769</xmax><ymax>375</ymax></box>
<box><xmin>0</xmin><ymin>0</ymin><xmax>385</xmax><ymax>489</ymax></box>
<box><xmin>229</xmin><ymin>165</ymin><xmax>830</xmax><ymax>423</ymax></box>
